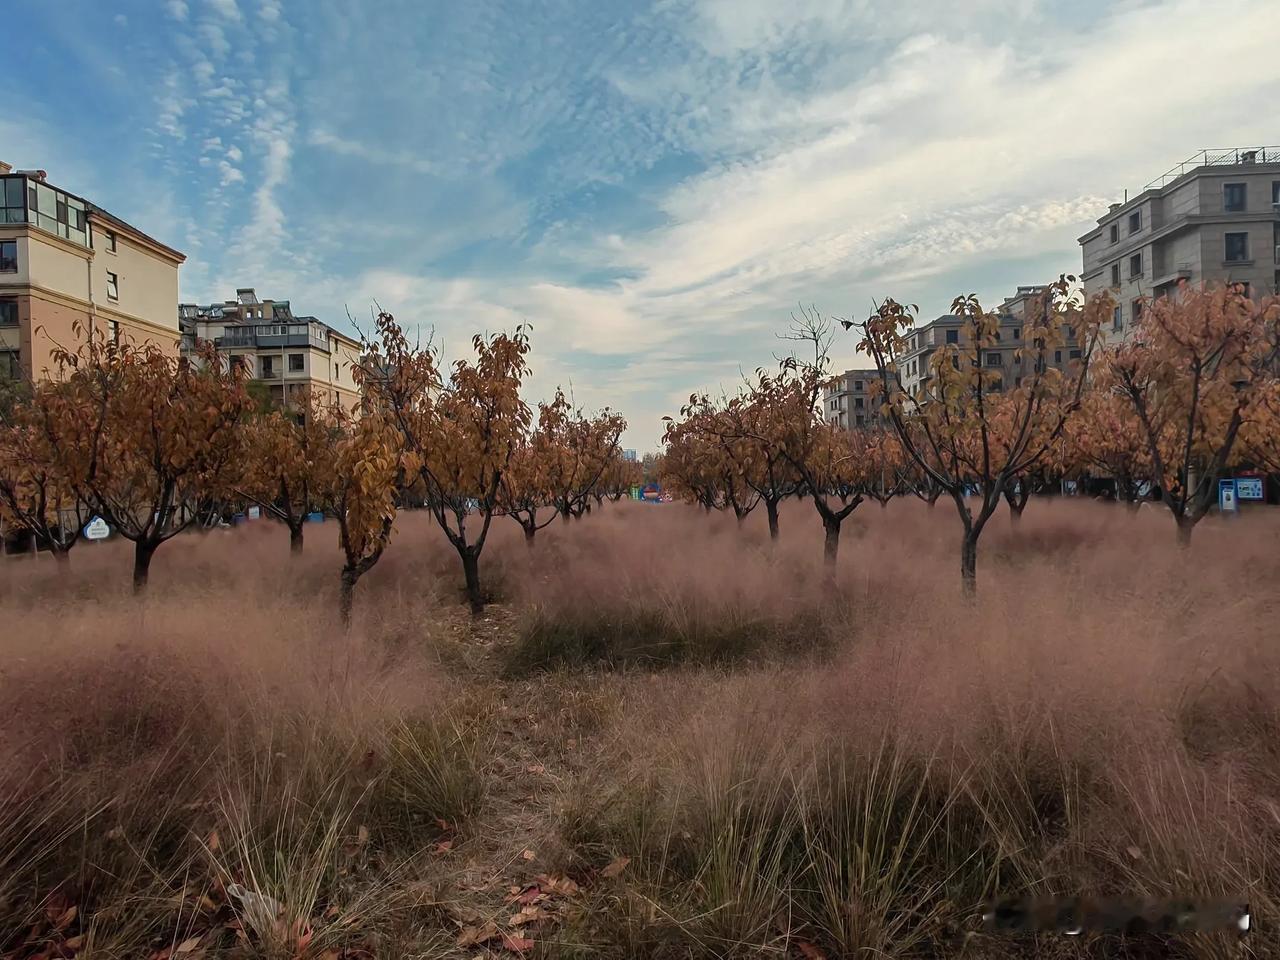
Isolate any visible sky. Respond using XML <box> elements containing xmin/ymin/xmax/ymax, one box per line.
<box><xmin>5</xmin><ymin>0</ymin><xmax>1280</xmax><ymax>450</ymax></box>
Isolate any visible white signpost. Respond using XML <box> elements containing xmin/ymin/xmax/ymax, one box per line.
<box><xmin>83</xmin><ymin>517</ymin><xmax>110</xmax><ymax>541</ymax></box>
<box><xmin>247</xmin><ymin>506</ymin><xmax>261</xmax><ymax>520</ymax></box>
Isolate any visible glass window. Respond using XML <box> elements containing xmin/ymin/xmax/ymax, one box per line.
<box><xmin>288</xmin><ymin>353</ymin><xmax>304</xmax><ymax>372</ymax></box>
<box><xmin>945</xmin><ymin>329</ymin><xmax>958</xmax><ymax>344</ymax></box>
<box><xmin>1224</xmin><ymin>183</ymin><xmax>1247</xmax><ymax>212</ymax></box>
<box><xmin>985</xmin><ymin>352</ymin><xmax>1002</xmax><ymax>367</ymax></box>
<box><xmin>0</xmin><ymin>240</ymin><xmax>15</xmax><ymax>272</ymax></box>
<box><xmin>1110</xmin><ymin>262</ymin><xmax>1120</xmax><ymax>286</ymax></box>
<box><xmin>0</xmin><ymin>299</ymin><xmax>16</xmax><ymax>325</ymax></box>
<box><xmin>104</xmin><ymin>231</ymin><xmax>116</xmax><ymax>253</ymax></box>
<box><xmin>855</xmin><ymin>397</ymin><xmax>864</xmax><ymax>408</ymax></box>
<box><xmin>1225</xmin><ymin>232</ymin><xmax>1249</xmax><ymax>262</ymax></box>
<box><xmin>1273</xmin><ymin>181</ymin><xmax>1280</xmax><ymax>205</ymax></box>
<box><xmin>1128</xmin><ymin>210</ymin><xmax>1141</xmax><ymax>234</ymax></box>
<box><xmin>1054</xmin><ymin>350</ymin><xmax>1062</xmax><ymax>364</ymax></box>
<box><xmin>1109</xmin><ymin>223</ymin><xmax>1118</xmax><ymax>243</ymax></box>
<box><xmin>4</xmin><ymin>178</ymin><xmax>21</xmax><ymax>207</ymax></box>
<box><xmin>1132</xmin><ymin>299</ymin><xmax>1144</xmax><ymax>322</ymax></box>
<box><xmin>1069</xmin><ymin>349</ymin><xmax>1081</xmax><ymax>360</ymax></box>
<box><xmin>854</xmin><ymin>380</ymin><xmax>863</xmax><ymax>391</ymax></box>
<box><xmin>1113</xmin><ymin>306</ymin><xmax>1122</xmax><ymax>331</ymax></box>
<box><xmin>105</xmin><ymin>271</ymin><xmax>119</xmax><ymax>299</ymax></box>
<box><xmin>0</xmin><ymin>350</ymin><xmax>19</xmax><ymax>379</ymax></box>
<box><xmin>1129</xmin><ymin>253</ymin><xmax>1142</xmax><ymax>278</ymax></box>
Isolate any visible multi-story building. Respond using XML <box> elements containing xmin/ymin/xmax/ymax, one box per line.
<box><xmin>179</xmin><ymin>288</ymin><xmax>363</xmax><ymax>413</ymax></box>
<box><xmin>895</xmin><ymin>285</ymin><xmax>1081</xmax><ymax>400</ymax></box>
<box><xmin>1079</xmin><ymin>146</ymin><xmax>1280</xmax><ymax>339</ymax></box>
<box><xmin>0</xmin><ymin>160</ymin><xmax>185</xmax><ymax>382</ymax></box>
<box><xmin>622</xmin><ymin>449</ymin><xmax>638</xmax><ymax>462</ymax></box>
<box><xmin>823</xmin><ymin>367</ymin><xmax>880</xmax><ymax>429</ymax></box>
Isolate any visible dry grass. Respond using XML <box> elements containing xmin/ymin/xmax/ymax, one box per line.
<box><xmin>0</xmin><ymin>497</ymin><xmax>1276</xmax><ymax>957</ymax></box>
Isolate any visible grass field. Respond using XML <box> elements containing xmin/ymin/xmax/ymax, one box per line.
<box><xmin>1</xmin><ymin>499</ymin><xmax>1276</xmax><ymax>959</ymax></box>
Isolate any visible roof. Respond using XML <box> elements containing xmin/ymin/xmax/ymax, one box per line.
<box><xmin>87</xmin><ymin>203</ymin><xmax>185</xmax><ymax>263</ymax></box>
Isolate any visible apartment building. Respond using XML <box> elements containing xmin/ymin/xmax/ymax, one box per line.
<box><xmin>1080</xmin><ymin>146</ymin><xmax>1280</xmax><ymax>339</ymax></box>
<box><xmin>179</xmin><ymin>288</ymin><xmax>363</xmax><ymax>413</ymax></box>
<box><xmin>895</xmin><ymin>285</ymin><xmax>1081</xmax><ymax>400</ymax></box>
<box><xmin>0</xmin><ymin>160</ymin><xmax>185</xmax><ymax>382</ymax></box>
<box><xmin>823</xmin><ymin>367</ymin><xmax>880</xmax><ymax>429</ymax></box>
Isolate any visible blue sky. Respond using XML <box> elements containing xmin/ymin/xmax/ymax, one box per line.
<box><xmin>6</xmin><ymin>0</ymin><xmax>1280</xmax><ymax>449</ymax></box>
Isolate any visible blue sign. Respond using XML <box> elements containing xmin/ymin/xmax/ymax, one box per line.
<box><xmin>306</xmin><ymin>511</ymin><xmax>325</xmax><ymax>523</ymax></box>
<box><xmin>1218</xmin><ymin>478</ymin><xmax>1239</xmax><ymax>513</ymax></box>
<box><xmin>1237</xmin><ymin>477</ymin><xmax>1265</xmax><ymax>501</ymax></box>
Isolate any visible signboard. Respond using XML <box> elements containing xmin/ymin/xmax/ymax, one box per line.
<box><xmin>306</xmin><ymin>511</ymin><xmax>325</xmax><ymax>523</ymax></box>
<box><xmin>83</xmin><ymin>517</ymin><xmax>110</xmax><ymax>541</ymax></box>
<box><xmin>1218</xmin><ymin>478</ymin><xmax>1238</xmax><ymax>514</ymax></box>
<box><xmin>247</xmin><ymin>506</ymin><xmax>261</xmax><ymax>520</ymax></box>
<box><xmin>1236</xmin><ymin>477</ymin><xmax>1265</xmax><ymax>501</ymax></box>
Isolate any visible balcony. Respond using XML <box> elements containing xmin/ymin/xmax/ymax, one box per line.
<box><xmin>217</xmin><ymin>322</ymin><xmax>331</xmax><ymax>352</ymax></box>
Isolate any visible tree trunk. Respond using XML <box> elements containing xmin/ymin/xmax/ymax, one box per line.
<box><xmin>960</xmin><ymin>530</ymin><xmax>978</xmax><ymax>598</ymax></box>
<box><xmin>52</xmin><ymin>545</ymin><xmax>71</xmax><ymax>567</ymax></box>
<box><xmin>1175</xmin><ymin>516</ymin><xmax>1195</xmax><ymax>548</ymax></box>
<box><xmin>462</xmin><ymin>549</ymin><xmax>484</xmax><ymax>616</ymax></box>
<box><xmin>133</xmin><ymin>540</ymin><xmax>156</xmax><ymax>594</ymax></box>
<box><xmin>765</xmin><ymin>498</ymin><xmax>780</xmax><ymax>541</ymax></box>
<box><xmin>523</xmin><ymin>523</ymin><xmax>536</xmax><ymax>547</ymax></box>
<box><xmin>822</xmin><ymin>516</ymin><xmax>840</xmax><ymax>566</ymax></box>
<box><xmin>339</xmin><ymin>567</ymin><xmax>356</xmax><ymax>628</ymax></box>
<box><xmin>289</xmin><ymin>524</ymin><xmax>304</xmax><ymax>554</ymax></box>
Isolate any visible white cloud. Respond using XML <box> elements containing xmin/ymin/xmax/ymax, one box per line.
<box><xmin>166</xmin><ymin>0</ymin><xmax>189</xmax><ymax>21</ymax></box>
<box><xmin>226</xmin><ymin>144</ymin><xmax>243</xmax><ymax>162</ymax></box>
<box><xmin>208</xmin><ymin>0</ymin><xmax>243</xmax><ymax>22</ymax></box>
<box><xmin>259</xmin><ymin>0</ymin><xmax>282</xmax><ymax>22</ymax></box>
<box><xmin>113</xmin><ymin>13</ymin><xmax>128</xmax><ymax>26</ymax></box>
<box><xmin>217</xmin><ymin>160</ymin><xmax>244</xmax><ymax>185</ymax></box>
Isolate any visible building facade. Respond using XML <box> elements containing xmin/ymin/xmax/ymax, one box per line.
<box><xmin>894</xmin><ymin>285</ymin><xmax>1081</xmax><ymax>401</ymax></box>
<box><xmin>0</xmin><ymin>161</ymin><xmax>185</xmax><ymax>382</ymax></box>
<box><xmin>1079</xmin><ymin>146</ymin><xmax>1280</xmax><ymax>339</ymax></box>
<box><xmin>179</xmin><ymin>288</ymin><xmax>363</xmax><ymax>413</ymax></box>
<box><xmin>823</xmin><ymin>368</ymin><xmax>880</xmax><ymax>429</ymax></box>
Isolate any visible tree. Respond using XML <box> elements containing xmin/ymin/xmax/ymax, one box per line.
<box><xmin>0</xmin><ymin>385</ymin><xmax>89</xmax><ymax>564</ymax></box>
<box><xmin>659</xmin><ymin>407</ymin><xmax>721</xmax><ymax>512</ymax></box>
<box><xmin>360</xmin><ymin>311</ymin><xmax>531</xmax><ymax>614</ymax></box>
<box><xmin>863</xmin><ymin>427</ymin><xmax>906</xmax><ymax>509</ymax></box>
<box><xmin>1064</xmin><ymin>385</ymin><xmax>1152</xmax><ymax>508</ymax></box>
<box><xmin>1107</xmin><ymin>283</ymin><xmax>1280</xmax><ymax>545</ymax></box>
<box><xmin>721</xmin><ymin>389</ymin><xmax>801</xmax><ymax>540</ymax></box>
<box><xmin>41</xmin><ymin>327</ymin><xmax>253</xmax><ymax>592</ymax></box>
<box><xmin>326</xmin><ymin>409</ymin><xmax>401</xmax><ymax>627</ymax></box>
<box><xmin>236</xmin><ymin>391</ymin><xmax>340</xmax><ymax>554</ymax></box>
<box><xmin>498</xmin><ymin>404</ymin><xmax>561</xmax><ymax>545</ymax></box>
<box><xmin>539</xmin><ymin>389</ymin><xmax>626</xmax><ymax>521</ymax></box>
<box><xmin>856</xmin><ymin>278</ymin><xmax>1107</xmax><ymax>593</ymax></box>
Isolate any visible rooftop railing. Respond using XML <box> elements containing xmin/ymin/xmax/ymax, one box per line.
<box><xmin>1143</xmin><ymin>147</ymin><xmax>1280</xmax><ymax>191</ymax></box>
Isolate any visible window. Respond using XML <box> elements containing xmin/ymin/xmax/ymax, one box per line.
<box><xmin>104</xmin><ymin>231</ymin><xmax>117</xmax><ymax>253</ymax></box>
<box><xmin>1013</xmin><ymin>328</ymin><xmax>1021</xmax><ymax>340</ymax></box>
<box><xmin>855</xmin><ymin>397</ymin><xmax>864</xmax><ymax>409</ymax></box>
<box><xmin>1110</xmin><ymin>262</ymin><xmax>1120</xmax><ymax>286</ymax></box>
<box><xmin>985</xmin><ymin>352</ymin><xmax>1002</xmax><ymax>367</ymax></box>
<box><xmin>109</xmin><ymin>319</ymin><xmax>119</xmax><ymax>344</ymax></box>
<box><xmin>945</xmin><ymin>329</ymin><xmax>958</xmax><ymax>344</ymax></box>
<box><xmin>854</xmin><ymin>379</ymin><xmax>863</xmax><ymax>391</ymax></box>
<box><xmin>1109</xmin><ymin>223</ymin><xmax>1119</xmax><ymax>244</ymax></box>
<box><xmin>1054</xmin><ymin>350</ymin><xmax>1062</xmax><ymax>364</ymax></box>
<box><xmin>1112</xmin><ymin>305</ymin><xmax>1122</xmax><ymax>331</ymax></box>
<box><xmin>1128</xmin><ymin>210</ymin><xmax>1141</xmax><ymax>234</ymax></box>
<box><xmin>1273</xmin><ymin>181</ymin><xmax>1280</xmax><ymax>206</ymax></box>
<box><xmin>1</xmin><ymin>177</ymin><xmax>24</xmax><ymax>223</ymax></box>
<box><xmin>288</xmin><ymin>353</ymin><xmax>304</xmax><ymax>372</ymax></box>
<box><xmin>0</xmin><ymin>350</ymin><xmax>19</xmax><ymax>380</ymax></box>
<box><xmin>105</xmin><ymin>271</ymin><xmax>119</xmax><ymax>300</ymax></box>
<box><xmin>1132</xmin><ymin>299</ymin><xmax>1144</xmax><ymax>323</ymax></box>
<box><xmin>229</xmin><ymin>354</ymin><xmax>248</xmax><ymax>373</ymax></box>
<box><xmin>989</xmin><ymin>379</ymin><xmax>1003</xmax><ymax>392</ymax></box>
<box><xmin>0</xmin><ymin>240</ymin><xmax>15</xmax><ymax>272</ymax></box>
<box><xmin>1225</xmin><ymin>232</ymin><xmax>1249</xmax><ymax>262</ymax></box>
<box><xmin>1015</xmin><ymin>376</ymin><xmax>1023</xmax><ymax>388</ymax></box>
<box><xmin>0</xmin><ymin>299</ymin><xmax>16</xmax><ymax>326</ymax></box>
<box><xmin>1223</xmin><ymin>183</ymin><xmax>1247</xmax><ymax>212</ymax></box>
<box><xmin>261</xmin><ymin>356</ymin><xmax>276</xmax><ymax>376</ymax></box>
<box><xmin>1069</xmin><ymin>349</ymin><xmax>1081</xmax><ymax>360</ymax></box>
<box><xmin>1129</xmin><ymin>252</ymin><xmax>1142</xmax><ymax>279</ymax></box>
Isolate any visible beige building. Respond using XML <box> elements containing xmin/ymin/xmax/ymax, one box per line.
<box><xmin>179</xmin><ymin>288</ymin><xmax>363</xmax><ymax>413</ymax></box>
<box><xmin>895</xmin><ymin>285</ymin><xmax>1081</xmax><ymax>400</ymax></box>
<box><xmin>1080</xmin><ymin>146</ymin><xmax>1280</xmax><ymax>339</ymax></box>
<box><xmin>823</xmin><ymin>367</ymin><xmax>880</xmax><ymax>429</ymax></box>
<box><xmin>0</xmin><ymin>160</ymin><xmax>185</xmax><ymax>382</ymax></box>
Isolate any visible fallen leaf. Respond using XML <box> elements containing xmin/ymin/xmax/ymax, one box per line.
<box><xmin>520</xmin><ymin>848</ymin><xmax>536</xmax><ymax>861</ymax></box>
<box><xmin>526</xmin><ymin>764</ymin><xmax>545</xmax><ymax>774</ymax></box>
<box><xmin>62</xmin><ymin>935</ymin><xmax>85</xmax><ymax>950</ymax></box>
<box><xmin>600</xmin><ymin>856</ymin><xmax>631</xmax><ymax>879</ymax></box>
<box><xmin>433</xmin><ymin>840</ymin><xmax>454</xmax><ymax>855</ymax></box>
<box><xmin>797</xmin><ymin>941</ymin><xmax>828</xmax><ymax>960</ymax></box>
<box><xmin>206</xmin><ymin>830</ymin><xmax>221</xmax><ymax>852</ymax></box>
<box><xmin>174</xmin><ymin>935</ymin><xmax>203</xmax><ymax>954</ymax></box>
<box><xmin>537</xmin><ymin>875</ymin><xmax>580</xmax><ymax>897</ymax></box>
<box><xmin>457</xmin><ymin>921</ymin><xmax>500</xmax><ymax>948</ymax></box>
<box><xmin>357</xmin><ymin>825</ymin><xmax>369</xmax><ymax>844</ymax></box>
<box><xmin>501</xmin><ymin>933</ymin><xmax>535</xmax><ymax>952</ymax></box>
<box><xmin>324</xmin><ymin>904</ymin><xmax>340</xmax><ymax>920</ymax></box>
<box><xmin>508</xmin><ymin>905</ymin><xmax>551</xmax><ymax>926</ymax></box>
<box><xmin>1125</xmin><ymin>845</ymin><xmax>1142</xmax><ymax>860</ymax></box>
<box><xmin>52</xmin><ymin>905</ymin><xmax>77</xmax><ymax>930</ymax></box>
